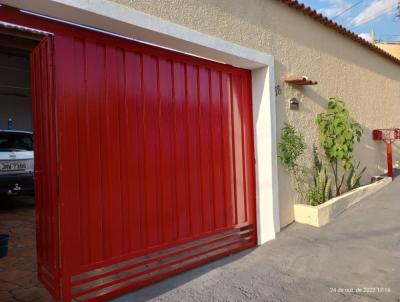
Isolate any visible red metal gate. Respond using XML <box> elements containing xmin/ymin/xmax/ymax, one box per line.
<box><xmin>1</xmin><ymin>6</ymin><xmax>257</xmax><ymax>302</ymax></box>
<box><xmin>30</xmin><ymin>35</ymin><xmax>60</xmax><ymax>300</ymax></box>
<box><xmin>57</xmin><ymin>36</ymin><xmax>257</xmax><ymax>302</ymax></box>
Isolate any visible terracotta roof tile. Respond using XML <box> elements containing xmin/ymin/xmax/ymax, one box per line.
<box><xmin>277</xmin><ymin>0</ymin><xmax>400</xmax><ymax>66</ymax></box>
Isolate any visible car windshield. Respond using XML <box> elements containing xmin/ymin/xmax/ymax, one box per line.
<box><xmin>0</xmin><ymin>132</ymin><xmax>33</xmax><ymax>152</ymax></box>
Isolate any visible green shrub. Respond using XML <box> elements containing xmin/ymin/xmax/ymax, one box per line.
<box><xmin>308</xmin><ymin>187</ymin><xmax>323</xmax><ymax>206</ymax></box>
<box><xmin>278</xmin><ymin>123</ymin><xmax>306</xmax><ymax>169</ymax></box>
<box><xmin>278</xmin><ymin>123</ymin><xmax>307</xmax><ymax>201</ymax></box>
<box><xmin>316</xmin><ymin>98</ymin><xmax>363</xmax><ymax>196</ymax></box>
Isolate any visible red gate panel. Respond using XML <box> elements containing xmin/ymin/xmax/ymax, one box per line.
<box><xmin>30</xmin><ymin>36</ymin><xmax>60</xmax><ymax>299</ymax></box>
<box><xmin>56</xmin><ymin>35</ymin><xmax>257</xmax><ymax>302</ymax></box>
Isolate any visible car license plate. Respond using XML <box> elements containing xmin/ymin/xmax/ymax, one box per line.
<box><xmin>0</xmin><ymin>161</ymin><xmax>27</xmax><ymax>172</ymax></box>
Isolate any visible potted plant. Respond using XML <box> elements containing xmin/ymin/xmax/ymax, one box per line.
<box><xmin>0</xmin><ymin>233</ymin><xmax>10</xmax><ymax>258</ymax></box>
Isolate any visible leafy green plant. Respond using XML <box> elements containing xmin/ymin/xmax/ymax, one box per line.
<box><xmin>278</xmin><ymin>123</ymin><xmax>306</xmax><ymax>169</ymax></box>
<box><xmin>308</xmin><ymin>187</ymin><xmax>323</xmax><ymax>206</ymax></box>
<box><xmin>309</xmin><ymin>146</ymin><xmax>332</xmax><ymax>206</ymax></box>
<box><xmin>278</xmin><ymin>123</ymin><xmax>307</xmax><ymax>201</ymax></box>
<box><xmin>316</xmin><ymin>98</ymin><xmax>363</xmax><ymax>196</ymax></box>
<box><xmin>346</xmin><ymin>161</ymin><xmax>366</xmax><ymax>191</ymax></box>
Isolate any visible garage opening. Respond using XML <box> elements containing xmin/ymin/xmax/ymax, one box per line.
<box><xmin>0</xmin><ymin>24</ymin><xmax>54</xmax><ymax>301</ymax></box>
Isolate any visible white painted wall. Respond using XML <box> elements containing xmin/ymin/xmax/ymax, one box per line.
<box><xmin>252</xmin><ymin>66</ymin><xmax>280</xmax><ymax>243</ymax></box>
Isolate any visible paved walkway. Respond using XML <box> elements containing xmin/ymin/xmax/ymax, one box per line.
<box><xmin>115</xmin><ymin>177</ymin><xmax>400</xmax><ymax>302</ymax></box>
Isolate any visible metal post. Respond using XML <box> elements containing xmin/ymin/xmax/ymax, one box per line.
<box><xmin>386</xmin><ymin>142</ymin><xmax>393</xmax><ymax>178</ymax></box>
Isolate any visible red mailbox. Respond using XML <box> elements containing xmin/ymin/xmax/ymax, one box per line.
<box><xmin>372</xmin><ymin>129</ymin><xmax>382</xmax><ymax>141</ymax></box>
<box><xmin>372</xmin><ymin>128</ymin><xmax>400</xmax><ymax>178</ymax></box>
<box><xmin>395</xmin><ymin>129</ymin><xmax>400</xmax><ymax>140</ymax></box>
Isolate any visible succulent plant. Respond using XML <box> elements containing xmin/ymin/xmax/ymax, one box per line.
<box><xmin>317</xmin><ymin>166</ymin><xmax>332</xmax><ymax>202</ymax></box>
<box><xmin>346</xmin><ymin>161</ymin><xmax>366</xmax><ymax>191</ymax></box>
<box><xmin>309</xmin><ymin>146</ymin><xmax>332</xmax><ymax>206</ymax></box>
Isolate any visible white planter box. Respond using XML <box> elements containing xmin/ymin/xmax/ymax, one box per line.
<box><xmin>294</xmin><ymin>177</ymin><xmax>392</xmax><ymax>227</ymax></box>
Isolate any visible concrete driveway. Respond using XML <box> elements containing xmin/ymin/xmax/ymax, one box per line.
<box><xmin>115</xmin><ymin>177</ymin><xmax>400</xmax><ymax>302</ymax></box>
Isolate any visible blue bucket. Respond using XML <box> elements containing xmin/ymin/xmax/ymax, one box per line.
<box><xmin>0</xmin><ymin>234</ymin><xmax>10</xmax><ymax>258</ymax></box>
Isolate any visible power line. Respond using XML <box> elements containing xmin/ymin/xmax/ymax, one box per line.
<box><xmin>351</xmin><ymin>4</ymin><xmax>397</xmax><ymax>29</ymax></box>
<box><xmin>395</xmin><ymin>0</ymin><xmax>400</xmax><ymax>21</ymax></box>
<box><xmin>332</xmin><ymin>0</ymin><xmax>363</xmax><ymax>20</ymax></box>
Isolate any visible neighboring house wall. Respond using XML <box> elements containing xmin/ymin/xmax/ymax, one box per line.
<box><xmin>376</xmin><ymin>43</ymin><xmax>400</xmax><ymax>60</ymax></box>
<box><xmin>0</xmin><ymin>51</ymin><xmax>32</xmax><ymax>131</ymax></box>
<box><xmin>111</xmin><ymin>0</ymin><xmax>400</xmax><ymax>227</ymax></box>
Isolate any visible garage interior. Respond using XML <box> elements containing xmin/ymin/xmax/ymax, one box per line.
<box><xmin>0</xmin><ymin>26</ymin><xmax>52</xmax><ymax>302</ymax></box>
<box><xmin>0</xmin><ymin>39</ymin><xmax>32</xmax><ymax>131</ymax></box>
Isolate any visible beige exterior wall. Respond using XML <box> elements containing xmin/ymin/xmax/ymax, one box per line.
<box><xmin>111</xmin><ymin>0</ymin><xmax>400</xmax><ymax>227</ymax></box>
<box><xmin>376</xmin><ymin>43</ymin><xmax>400</xmax><ymax>60</ymax></box>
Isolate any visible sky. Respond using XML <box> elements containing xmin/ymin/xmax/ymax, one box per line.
<box><xmin>297</xmin><ymin>0</ymin><xmax>400</xmax><ymax>42</ymax></box>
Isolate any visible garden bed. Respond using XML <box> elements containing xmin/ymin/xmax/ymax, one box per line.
<box><xmin>294</xmin><ymin>177</ymin><xmax>392</xmax><ymax>227</ymax></box>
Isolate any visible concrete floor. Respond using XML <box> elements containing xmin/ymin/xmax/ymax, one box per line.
<box><xmin>0</xmin><ymin>196</ymin><xmax>53</xmax><ymax>302</ymax></box>
<box><xmin>114</xmin><ymin>177</ymin><xmax>400</xmax><ymax>302</ymax></box>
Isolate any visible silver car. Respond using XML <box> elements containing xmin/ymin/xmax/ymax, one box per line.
<box><xmin>0</xmin><ymin>130</ymin><xmax>34</xmax><ymax>195</ymax></box>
